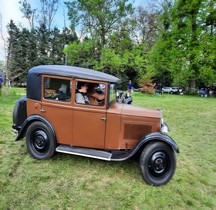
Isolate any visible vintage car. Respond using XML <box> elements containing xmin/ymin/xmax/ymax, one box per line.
<box><xmin>12</xmin><ymin>65</ymin><xmax>179</xmax><ymax>186</ymax></box>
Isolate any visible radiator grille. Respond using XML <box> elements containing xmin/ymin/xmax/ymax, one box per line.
<box><xmin>124</xmin><ymin>124</ymin><xmax>151</xmax><ymax>140</ymax></box>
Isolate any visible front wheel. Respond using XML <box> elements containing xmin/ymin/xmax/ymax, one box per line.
<box><xmin>140</xmin><ymin>142</ymin><xmax>176</xmax><ymax>186</ymax></box>
<box><xmin>26</xmin><ymin>121</ymin><xmax>56</xmax><ymax>160</ymax></box>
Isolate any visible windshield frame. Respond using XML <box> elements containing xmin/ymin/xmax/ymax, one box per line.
<box><xmin>108</xmin><ymin>83</ymin><xmax>117</xmax><ymax>107</ymax></box>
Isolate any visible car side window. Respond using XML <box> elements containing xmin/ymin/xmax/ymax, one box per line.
<box><xmin>44</xmin><ymin>77</ymin><xmax>71</xmax><ymax>102</ymax></box>
<box><xmin>75</xmin><ymin>81</ymin><xmax>105</xmax><ymax>106</ymax></box>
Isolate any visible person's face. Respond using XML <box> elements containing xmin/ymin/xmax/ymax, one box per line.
<box><xmin>81</xmin><ymin>84</ymin><xmax>88</xmax><ymax>93</ymax></box>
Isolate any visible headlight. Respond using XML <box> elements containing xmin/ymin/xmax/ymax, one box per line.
<box><xmin>161</xmin><ymin>118</ymin><xmax>170</xmax><ymax>134</ymax></box>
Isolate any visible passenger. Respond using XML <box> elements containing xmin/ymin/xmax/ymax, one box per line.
<box><xmin>87</xmin><ymin>83</ymin><xmax>105</xmax><ymax>105</ymax></box>
<box><xmin>76</xmin><ymin>82</ymin><xmax>90</xmax><ymax>104</ymax></box>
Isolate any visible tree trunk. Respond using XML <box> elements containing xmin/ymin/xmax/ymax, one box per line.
<box><xmin>189</xmin><ymin>77</ymin><xmax>196</xmax><ymax>93</ymax></box>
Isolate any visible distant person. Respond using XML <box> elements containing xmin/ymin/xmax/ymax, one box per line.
<box><xmin>76</xmin><ymin>82</ymin><xmax>90</xmax><ymax>104</ymax></box>
<box><xmin>0</xmin><ymin>74</ymin><xmax>3</xmax><ymax>90</ymax></box>
<box><xmin>127</xmin><ymin>80</ymin><xmax>132</xmax><ymax>93</ymax></box>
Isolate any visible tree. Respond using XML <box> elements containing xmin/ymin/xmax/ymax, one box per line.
<box><xmin>35</xmin><ymin>23</ymin><xmax>50</xmax><ymax>65</ymax></box>
<box><xmin>19</xmin><ymin>0</ymin><xmax>60</xmax><ymax>31</ymax></box>
<box><xmin>7</xmin><ymin>20</ymin><xmax>22</xmax><ymax>83</ymax></box>
<box><xmin>39</xmin><ymin>0</ymin><xmax>59</xmax><ymax>31</ymax></box>
<box><xmin>64</xmin><ymin>38</ymin><xmax>98</xmax><ymax>68</ymax></box>
<box><xmin>132</xmin><ymin>5</ymin><xmax>159</xmax><ymax>48</ymax></box>
<box><xmin>6</xmin><ymin>20</ymin><xmax>77</xmax><ymax>84</ymax></box>
<box><xmin>145</xmin><ymin>0</ymin><xmax>173</xmax><ymax>86</ymax></box>
<box><xmin>19</xmin><ymin>0</ymin><xmax>37</xmax><ymax>29</ymax></box>
<box><xmin>50</xmin><ymin>27</ymin><xmax>77</xmax><ymax>65</ymax></box>
<box><xmin>146</xmin><ymin>0</ymin><xmax>216</xmax><ymax>90</ymax></box>
<box><xmin>0</xmin><ymin>13</ymin><xmax>9</xmax><ymax>88</ymax></box>
<box><xmin>7</xmin><ymin>22</ymin><xmax>37</xmax><ymax>84</ymax></box>
<box><xmin>65</xmin><ymin>0</ymin><xmax>134</xmax><ymax>48</ymax></box>
<box><xmin>196</xmin><ymin>0</ymin><xmax>216</xmax><ymax>86</ymax></box>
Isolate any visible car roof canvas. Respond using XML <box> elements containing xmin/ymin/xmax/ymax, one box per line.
<box><xmin>29</xmin><ymin>65</ymin><xmax>121</xmax><ymax>84</ymax></box>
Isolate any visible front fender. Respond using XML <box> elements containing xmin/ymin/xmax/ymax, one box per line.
<box><xmin>15</xmin><ymin>115</ymin><xmax>55</xmax><ymax>141</ymax></box>
<box><xmin>111</xmin><ymin>132</ymin><xmax>179</xmax><ymax>161</ymax></box>
<box><xmin>139</xmin><ymin>132</ymin><xmax>179</xmax><ymax>153</ymax></box>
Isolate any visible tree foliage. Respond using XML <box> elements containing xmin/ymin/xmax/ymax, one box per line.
<box><xmin>65</xmin><ymin>0</ymin><xmax>134</xmax><ymax>47</ymax></box>
<box><xmin>19</xmin><ymin>0</ymin><xmax>60</xmax><ymax>31</ymax></box>
<box><xmin>146</xmin><ymin>0</ymin><xmax>216</xmax><ymax>90</ymax></box>
<box><xmin>7</xmin><ymin>20</ymin><xmax>77</xmax><ymax>84</ymax></box>
<box><xmin>19</xmin><ymin>0</ymin><xmax>37</xmax><ymax>29</ymax></box>
<box><xmin>5</xmin><ymin>0</ymin><xmax>216</xmax><ymax>89</ymax></box>
<box><xmin>65</xmin><ymin>29</ymin><xmax>146</xmax><ymax>88</ymax></box>
<box><xmin>132</xmin><ymin>5</ymin><xmax>159</xmax><ymax>48</ymax></box>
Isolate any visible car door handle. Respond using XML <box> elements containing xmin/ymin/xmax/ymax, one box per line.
<box><xmin>40</xmin><ymin>109</ymin><xmax>46</xmax><ymax>113</ymax></box>
<box><xmin>101</xmin><ymin>117</ymin><xmax>106</xmax><ymax>121</ymax></box>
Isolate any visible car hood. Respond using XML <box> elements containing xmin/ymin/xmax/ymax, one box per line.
<box><xmin>108</xmin><ymin>102</ymin><xmax>161</xmax><ymax>119</ymax></box>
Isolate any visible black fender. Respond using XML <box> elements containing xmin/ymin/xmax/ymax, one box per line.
<box><xmin>111</xmin><ymin>132</ymin><xmax>179</xmax><ymax>161</ymax></box>
<box><xmin>138</xmin><ymin>132</ymin><xmax>179</xmax><ymax>153</ymax></box>
<box><xmin>15</xmin><ymin>115</ymin><xmax>56</xmax><ymax>141</ymax></box>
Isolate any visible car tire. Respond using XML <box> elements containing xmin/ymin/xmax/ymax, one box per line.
<box><xmin>140</xmin><ymin>141</ymin><xmax>176</xmax><ymax>186</ymax></box>
<box><xmin>26</xmin><ymin>121</ymin><xmax>56</xmax><ymax>160</ymax></box>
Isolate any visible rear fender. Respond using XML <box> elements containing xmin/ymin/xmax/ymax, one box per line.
<box><xmin>13</xmin><ymin>96</ymin><xmax>27</xmax><ymax>129</ymax></box>
<box><xmin>15</xmin><ymin>115</ymin><xmax>55</xmax><ymax>141</ymax></box>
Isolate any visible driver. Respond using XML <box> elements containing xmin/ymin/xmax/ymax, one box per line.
<box><xmin>87</xmin><ymin>83</ymin><xmax>105</xmax><ymax>105</ymax></box>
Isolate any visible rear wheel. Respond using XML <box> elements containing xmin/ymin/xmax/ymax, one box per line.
<box><xmin>140</xmin><ymin>142</ymin><xmax>176</xmax><ymax>186</ymax></box>
<box><xmin>26</xmin><ymin>121</ymin><xmax>56</xmax><ymax>160</ymax></box>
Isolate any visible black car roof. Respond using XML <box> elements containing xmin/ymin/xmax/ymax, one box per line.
<box><xmin>29</xmin><ymin>65</ymin><xmax>121</xmax><ymax>83</ymax></box>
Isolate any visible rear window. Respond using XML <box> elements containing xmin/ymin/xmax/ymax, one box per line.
<box><xmin>43</xmin><ymin>77</ymin><xmax>71</xmax><ymax>102</ymax></box>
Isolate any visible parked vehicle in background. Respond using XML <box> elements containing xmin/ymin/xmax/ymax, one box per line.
<box><xmin>198</xmin><ymin>87</ymin><xmax>216</xmax><ymax>97</ymax></box>
<box><xmin>162</xmin><ymin>87</ymin><xmax>174</xmax><ymax>94</ymax></box>
<box><xmin>116</xmin><ymin>90</ymin><xmax>133</xmax><ymax>104</ymax></box>
<box><xmin>210</xmin><ymin>88</ymin><xmax>216</xmax><ymax>97</ymax></box>
<box><xmin>178</xmin><ymin>87</ymin><xmax>184</xmax><ymax>95</ymax></box>
<box><xmin>12</xmin><ymin>65</ymin><xmax>179</xmax><ymax>186</ymax></box>
<box><xmin>171</xmin><ymin>87</ymin><xmax>180</xmax><ymax>94</ymax></box>
<box><xmin>132</xmin><ymin>87</ymin><xmax>139</xmax><ymax>92</ymax></box>
<box><xmin>162</xmin><ymin>87</ymin><xmax>181</xmax><ymax>94</ymax></box>
<box><xmin>198</xmin><ymin>88</ymin><xmax>208</xmax><ymax>97</ymax></box>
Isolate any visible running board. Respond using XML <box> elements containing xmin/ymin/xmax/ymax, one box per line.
<box><xmin>56</xmin><ymin>145</ymin><xmax>112</xmax><ymax>161</ymax></box>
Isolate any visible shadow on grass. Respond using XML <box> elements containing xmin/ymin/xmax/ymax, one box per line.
<box><xmin>51</xmin><ymin>152</ymin><xmax>142</xmax><ymax>181</ymax></box>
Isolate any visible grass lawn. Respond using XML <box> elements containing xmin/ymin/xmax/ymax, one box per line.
<box><xmin>0</xmin><ymin>87</ymin><xmax>216</xmax><ymax>209</ymax></box>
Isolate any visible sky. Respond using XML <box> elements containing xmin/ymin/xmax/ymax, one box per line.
<box><xmin>0</xmin><ymin>0</ymin><xmax>144</xmax><ymax>61</ymax></box>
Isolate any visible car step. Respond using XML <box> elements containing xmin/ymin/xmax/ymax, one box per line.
<box><xmin>56</xmin><ymin>145</ymin><xmax>112</xmax><ymax>161</ymax></box>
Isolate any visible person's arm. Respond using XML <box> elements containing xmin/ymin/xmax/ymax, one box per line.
<box><xmin>91</xmin><ymin>92</ymin><xmax>105</xmax><ymax>101</ymax></box>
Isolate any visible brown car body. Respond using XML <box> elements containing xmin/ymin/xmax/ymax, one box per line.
<box><xmin>13</xmin><ymin>65</ymin><xmax>179</xmax><ymax>186</ymax></box>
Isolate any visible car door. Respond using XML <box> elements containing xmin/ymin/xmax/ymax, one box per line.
<box><xmin>72</xmin><ymin>80</ymin><xmax>107</xmax><ymax>149</ymax></box>
<box><xmin>41</xmin><ymin>75</ymin><xmax>73</xmax><ymax>145</ymax></box>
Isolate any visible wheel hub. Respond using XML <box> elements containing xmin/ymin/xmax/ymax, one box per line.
<box><xmin>35</xmin><ymin>136</ymin><xmax>46</xmax><ymax>149</ymax></box>
<box><xmin>32</xmin><ymin>130</ymin><xmax>49</xmax><ymax>152</ymax></box>
<box><xmin>148</xmin><ymin>151</ymin><xmax>169</xmax><ymax>177</ymax></box>
<box><xmin>153</xmin><ymin>157</ymin><xmax>165</xmax><ymax>173</ymax></box>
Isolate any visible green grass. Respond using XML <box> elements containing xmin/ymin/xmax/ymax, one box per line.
<box><xmin>0</xmin><ymin>88</ymin><xmax>216</xmax><ymax>209</ymax></box>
